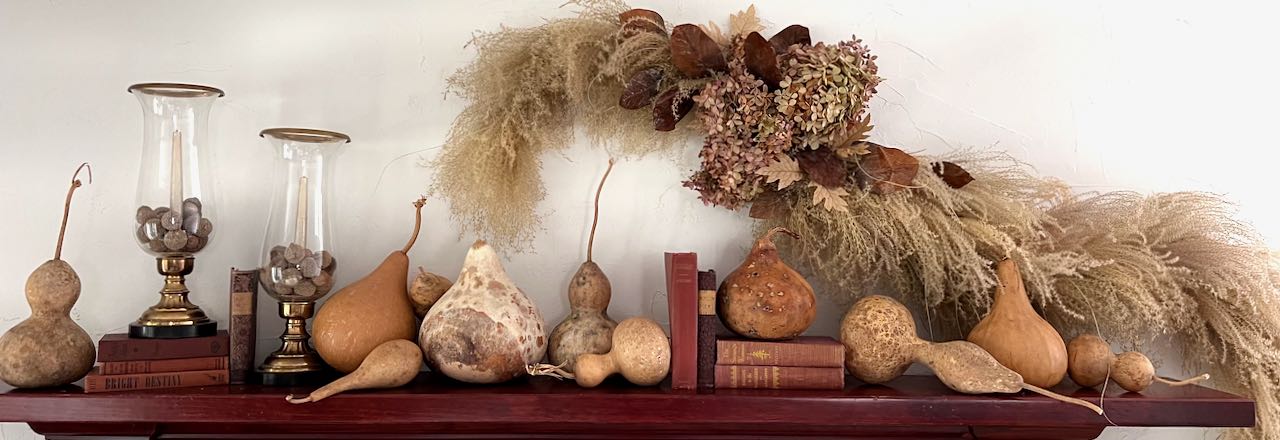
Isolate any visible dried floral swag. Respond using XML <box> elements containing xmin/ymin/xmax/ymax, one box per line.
<box><xmin>432</xmin><ymin>2</ymin><xmax>1280</xmax><ymax>438</ymax></box>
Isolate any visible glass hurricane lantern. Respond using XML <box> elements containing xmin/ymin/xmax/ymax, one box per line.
<box><xmin>128</xmin><ymin>83</ymin><xmax>223</xmax><ymax>339</ymax></box>
<box><xmin>256</xmin><ymin>128</ymin><xmax>349</xmax><ymax>386</ymax></box>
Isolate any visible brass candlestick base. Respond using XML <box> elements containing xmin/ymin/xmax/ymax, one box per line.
<box><xmin>130</xmin><ymin>255</ymin><xmax>218</xmax><ymax>339</ymax></box>
<box><xmin>258</xmin><ymin>301</ymin><xmax>331</xmax><ymax>386</ymax></box>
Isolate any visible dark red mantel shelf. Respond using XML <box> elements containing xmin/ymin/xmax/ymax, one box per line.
<box><xmin>0</xmin><ymin>373</ymin><xmax>1254</xmax><ymax>439</ymax></box>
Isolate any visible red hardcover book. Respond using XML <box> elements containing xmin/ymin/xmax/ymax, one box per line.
<box><xmin>716</xmin><ymin>336</ymin><xmax>844</xmax><ymax>368</ymax></box>
<box><xmin>228</xmin><ymin>268</ymin><xmax>258</xmax><ymax>384</ymax></box>
<box><xmin>99</xmin><ymin>356</ymin><xmax>228</xmax><ymax>375</ymax></box>
<box><xmin>97</xmin><ymin>331</ymin><xmax>230</xmax><ymax>362</ymax></box>
<box><xmin>83</xmin><ymin>369</ymin><xmax>229</xmax><ymax>393</ymax></box>
<box><xmin>696</xmin><ymin>270</ymin><xmax>718</xmax><ymax>389</ymax></box>
<box><xmin>665</xmin><ymin>252</ymin><xmax>698</xmax><ymax>390</ymax></box>
<box><xmin>714</xmin><ymin>365</ymin><xmax>844</xmax><ymax>390</ymax></box>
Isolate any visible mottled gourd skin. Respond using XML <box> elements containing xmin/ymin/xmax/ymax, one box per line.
<box><xmin>840</xmin><ymin>295</ymin><xmax>922</xmax><ymax>384</ymax></box>
<box><xmin>408</xmin><ymin>269</ymin><xmax>452</xmax><ymax>318</ymax></box>
<box><xmin>718</xmin><ymin>229</ymin><xmax>816</xmax><ymax>340</ymax></box>
<box><xmin>420</xmin><ymin>241</ymin><xmax>546</xmax><ymax>384</ymax></box>
<box><xmin>573</xmin><ymin>317</ymin><xmax>670</xmax><ymax>388</ymax></box>
<box><xmin>548</xmin><ymin>261</ymin><xmax>617</xmax><ymax>372</ymax></box>
<box><xmin>916</xmin><ymin>340</ymin><xmax>1023</xmax><ymax>394</ymax></box>
<box><xmin>1112</xmin><ymin>351</ymin><xmax>1155</xmax><ymax>392</ymax></box>
<box><xmin>0</xmin><ymin>260</ymin><xmax>95</xmax><ymax>388</ymax></box>
<box><xmin>1066</xmin><ymin>334</ymin><xmax>1115</xmax><ymax>388</ymax></box>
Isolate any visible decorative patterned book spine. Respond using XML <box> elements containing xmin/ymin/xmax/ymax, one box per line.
<box><xmin>665</xmin><ymin>252</ymin><xmax>698</xmax><ymax>390</ymax></box>
<box><xmin>228</xmin><ymin>268</ymin><xmax>258</xmax><ymax>384</ymax></box>
<box><xmin>84</xmin><ymin>369</ymin><xmax>229</xmax><ymax>393</ymax></box>
<box><xmin>99</xmin><ymin>356</ymin><xmax>228</xmax><ymax>375</ymax></box>
<box><xmin>714</xmin><ymin>365</ymin><xmax>844</xmax><ymax>390</ymax></box>
<box><xmin>696</xmin><ymin>269</ymin><xmax>718</xmax><ymax>390</ymax></box>
<box><xmin>97</xmin><ymin>331</ymin><xmax>230</xmax><ymax>362</ymax></box>
<box><xmin>716</xmin><ymin>337</ymin><xmax>845</xmax><ymax>367</ymax></box>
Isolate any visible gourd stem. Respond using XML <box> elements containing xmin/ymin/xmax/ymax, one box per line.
<box><xmin>1156</xmin><ymin>374</ymin><xmax>1210</xmax><ymax>386</ymax></box>
<box><xmin>1022</xmin><ymin>383</ymin><xmax>1104</xmax><ymax>415</ymax></box>
<box><xmin>764</xmin><ymin>226</ymin><xmax>800</xmax><ymax>242</ymax></box>
<box><xmin>284</xmin><ymin>394</ymin><xmax>312</xmax><ymax>404</ymax></box>
<box><xmin>526</xmin><ymin>362</ymin><xmax>576</xmax><ymax>380</ymax></box>
<box><xmin>401</xmin><ymin>197</ymin><xmax>427</xmax><ymax>253</ymax></box>
<box><xmin>587</xmin><ymin>159</ymin><xmax>615</xmax><ymax>263</ymax></box>
<box><xmin>55</xmin><ymin>163</ymin><xmax>92</xmax><ymax>261</ymax></box>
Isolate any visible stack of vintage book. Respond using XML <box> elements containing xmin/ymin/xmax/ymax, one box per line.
<box><xmin>84</xmin><ymin>331</ymin><xmax>231</xmax><ymax>393</ymax></box>
<box><xmin>714</xmin><ymin>336</ymin><xmax>845</xmax><ymax>390</ymax></box>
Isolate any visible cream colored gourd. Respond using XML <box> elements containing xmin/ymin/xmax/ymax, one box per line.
<box><xmin>718</xmin><ymin>227</ymin><xmax>816</xmax><ymax>340</ymax></box>
<box><xmin>1066</xmin><ymin>334</ymin><xmax>1208</xmax><ymax>392</ymax></box>
<box><xmin>966</xmin><ymin>259</ymin><xmax>1068</xmax><ymax>388</ymax></box>
<box><xmin>840</xmin><ymin>295</ymin><xmax>1101</xmax><ymax>414</ymax></box>
<box><xmin>0</xmin><ymin>164</ymin><xmax>95</xmax><ymax>388</ymax></box>
<box><xmin>313</xmin><ymin>198</ymin><xmax>424</xmax><ymax>373</ymax></box>
<box><xmin>574</xmin><ymin>317</ymin><xmax>670</xmax><ymax>388</ymax></box>
<box><xmin>419</xmin><ymin>240</ymin><xmax>546</xmax><ymax>383</ymax></box>
<box><xmin>549</xmin><ymin>160</ymin><xmax>618</xmax><ymax>372</ymax></box>
<box><xmin>287</xmin><ymin>339</ymin><xmax>421</xmax><ymax>403</ymax></box>
<box><xmin>408</xmin><ymin>267</ymin><xmax>452</xmax><ymax>318</ymax></box>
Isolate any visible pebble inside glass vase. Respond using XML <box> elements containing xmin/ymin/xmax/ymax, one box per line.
<box><xmin>258</xmin><ymin>128</ymin><xmax>349</xmax><ymax>303</ymax></box>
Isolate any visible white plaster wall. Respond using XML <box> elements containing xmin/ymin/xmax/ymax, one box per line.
<box><xmin>1</xmin><ymin>0</ymin><xmax>1275</xmax><ymax>438</ymax></box>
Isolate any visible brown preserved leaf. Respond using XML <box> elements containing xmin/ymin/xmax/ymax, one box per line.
<box><xmin>830</xmin><ymin>116</ymin><xmax>875</xmax><ymax>157</ymax></box>
<box><xmin>796</xmin><ymin>147</ymin><xmax>849</xmax><ymax>188</ymax></box>
<box><xmin>809</xmin><ymin>182</ymin><xmax>849</xmax><ymax>213</ymax></box>
<box><xmin>670</xmin><ymin>24</ymin><xmax>727</xmax><ymax>78</ymax></box>
<box><xmin>749</xmin><ymin>190</ymin><xmax>792</xmax><ymax>220</ymax></box>
<box><xmin>728</xmin><ymin>5</ymin><xmax>765</xmax><ymax>37</ymax></box>
<box><xmin>652</xmin><ymin>87</ymin><xmax>695</xmax><ymax>131</ymax></box>
<box><xmin>619</xmin><ymin>67</ymin><xmax>663</xmax><ymax>110</ymax></box>
<box><xmin>856</xmin><ymin>143</ymin><xmax>920</xmax><ymax>194</ymax></box>
<box><xmin>620</xmin><ymin>9</ymin><xmax>666</xmax><ymax>36</ymax></box>
<box><xmin>769</xmin><ymin>25</ymin><xmax>812</xmax><ymax>53</ymax></box>
<box><xmin>932</xmin><ymin>161</ymin><xmax>975</xmax><ymax>189</ymax></box>
<box><xmin>743</xmin><ymin>32</ymin><xmax>782</xmax><ymax>89</ymax></box>
<box><xmin>758</xmin><ymin>154</ymin><xmax>804</xmax><ymax>190</ymax></box>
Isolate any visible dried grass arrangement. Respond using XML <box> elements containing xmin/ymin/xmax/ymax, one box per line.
<box><xmin>434</xmin><ymin>4</ymin><xmax>1280</xmax><ymax>437</ymax></box>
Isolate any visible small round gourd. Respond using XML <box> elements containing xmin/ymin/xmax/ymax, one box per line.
<box><xmin>840</xmin><ymin>295</ymin><xmax>922</xmax><ymax>383</ymax></box>
<box><xmin>574</xmin><ymin>317</ymin><xmax>670</xmax><ymax>388</ymax></box>
<box><xmin>1066</xmin><ymin>334</ymin><xmax>1114</xmax><ymax>388</ymax></box>
<box><xmin>1112</xmin><ymin>351</ymin><xmax>1155</xmax><ymax>392</ymax></box>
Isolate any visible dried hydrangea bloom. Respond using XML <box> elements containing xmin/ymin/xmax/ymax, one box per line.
<box><xmin>775</xmin><ymin>38</ymin><xmax>880</xmax><ymax>149</ymax></box>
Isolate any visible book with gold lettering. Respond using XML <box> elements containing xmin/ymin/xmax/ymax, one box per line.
<box><xmin>714</xmin><ymin>365</ymin><xmax>843</xmax><ymax>390</ymax></box>
<box><xmin>716</xmin><ymin>336</ymin><xmax>843</xmax><ymax>368</ymax></box>
<box><xmin>83</xmin><ymin>368</ymin><xmax>229</xmax><ymax>393</ymax></box>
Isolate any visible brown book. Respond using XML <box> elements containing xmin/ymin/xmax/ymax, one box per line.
<box><xmin>99</xmin><ymin>356</ymin><xmax>228</xmax><ymax>375</ymax></box>
<box><xmin>84</xmin><ymin>369</ymin><xmax>229</xmax><ymax>393</ymax></box>
<box><xmin>664</xmin><ymin>252</ymin><xmax>698</xmax><ymax>390</ymax></box>
<box><xmin>716</xmin><ymin>336</ymin><xmax>844</xmax><ymax>368</ymax></box>
<box><xmin>696</xmin><ymin>270</ymin><xmax>718</xmax><ymax>389</ymax></box>
<box><xmin>97</xmin><ymin>331</ymin><xmax>229</xmax><ymax>362</ymax></box>
<box><xmin>228</xmin><ymin>268</ymin><xmax>258</xmax><ymax>384</ymax></box>
<box><xmin>714</xmin><ymin>365</ymin><xmax>844</xmax><ymax>390</ymax></box>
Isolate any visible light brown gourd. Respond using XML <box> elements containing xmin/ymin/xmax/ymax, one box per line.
<box><xmin>840</xmin><ymin>295</ymin><xmax>1101</xmax><ymax>414</ymax></box>
<box><xmin>286</xmin><ymin>339</ymin><xmax>422</xmax><ymax>403</ymax></box>
<box><xmin>312</xmin><ymin>198</ymin><xmax>425</xmax><ymax>373</ymax></box>
<box><xmin>408</xmin><ymin>267</ymin><xmax>452</xmax><ymax>318</ymax></box>
<box><xmin>548</xmin><ymin>160</ymin><xmax>619</xmax><ymax>372</ymax></box>
<box><xmin>0</xmin><ymin>163</ymin><xmax>96</xmax><ymax>389</ymax></box>
<box><xmin>1065</xmin><ymin>334</ymin><xmax>1209</xmax><ymax>392</ymax></box>
<box><xmin>419</xmin><ymin>240</ymin><xmax>546</xmax><ymax>384</ymax></box>
<box><xmin>573</xmin><ymin>317</ymin><xmax>671</xmax><ymax>388</ymax></box>
<box><xmin>718</xmin><ymin>227</ymin><xmax>816</xmax><ymax>340</ymax></box>
<box><xmin>966</xmin><ymin>259</ymin><xmax>1068</xmax><ymax>388</ymax></box>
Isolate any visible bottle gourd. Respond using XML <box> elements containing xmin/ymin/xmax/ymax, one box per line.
<box><xmin>548</xmin><ymin>160</ymin><xmax>619</xmax><ymax>372</ymax></box>
<box><xmin>966</xmin><ymin>259</ymin><xmax>1068</xmax><ymax>388</ymax></box>
<box><xmin>0</xmin><ymin>164</ymin><xmax>96</xmax><ymax>388</ymax></box>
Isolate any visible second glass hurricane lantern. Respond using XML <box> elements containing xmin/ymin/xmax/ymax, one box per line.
<box><xmin>257</xmin><ymin>128</ymin><xmax>349</xmax><ymax>385</ymax></box>
<box><xmin>128</xmin><ymin>83</ymin><xmax>223</xmax><ymax>339</ymax></box>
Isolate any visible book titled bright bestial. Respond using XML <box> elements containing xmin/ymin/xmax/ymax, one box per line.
<box><xmin>665</xmin><ymin>252</ymin><xmax>698</xmax><ymax>390</ymax></box>
<box><xmin>83</xmin><ymin>369</ymin><xmax>229</xmax><ymax>393</ymax></box>
<box><xmin>716</xmin><ymin>336</ymin><xmax>844</xmax><ymax>368</ymax></box>
<box><xmin>97</xmin><ymin>330</ymin><xmax>229</xmax><ymax>362</ymax></box>
<box><xmin>714</xmin><ymin>365</ymin><xmax>844</xmax><ymax>390</ymax></box>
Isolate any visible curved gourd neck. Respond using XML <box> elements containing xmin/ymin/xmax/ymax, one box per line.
<box><xmin>992</xmin><ymin>259</ymin><xmax>1034</xmax><ymax>313</ymax></box>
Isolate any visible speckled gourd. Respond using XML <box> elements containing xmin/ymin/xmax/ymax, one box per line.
<box><xmin>573</xmin><ymin>317</ymin><xmax>671</xmax><ymax>388</ymax></box>
<box><xmin>717</xmin><ymin>227</ymin><xmax>816</xmax><ymax>340</ymax></box>
<box><xmin>0</xmin><ymin>164</ymin><xmax>96</xmax><ymax>388</ymax></box>
<box><xmin>419</xmin><ymin>240</ymin><xmax>546</xmax><ymax>383</ymax></box>
<box><xmin>966</xmin><ymin>259</ymin><xmax>1069</xmax><ymax>388</ymax></box>
<box><xmin>548</xmin><ymin>160</ymin><xmax>618</xmax><ymax>372</ymax></box>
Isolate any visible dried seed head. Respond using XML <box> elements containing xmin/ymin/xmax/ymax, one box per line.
<box><xmin>281</xmin><ymin>268</ymin><xmax>302</xmax><ymax>287</ymax></box>
<box><xmin>160</xmin><ymin>210</ymin><xmax>183</xmax><ymax>231</ymax></box>
<box><xmin>136</xmin><ymin>205</ymin><xmax>155</xmax><ymax>224</ymax></box>
<box><xmin>163</xmin><ymin>230</ymin><xmax>188</xmax><ymax>251</ymax></box>
<box><xmin>284</xmin><ymin>243</ymin><xmax>305</xmax><ymax>264</ymax></box>
<box><xmin>300</xmin><ymin>256</ymin><xmax>321</xmax><ymax>278</ymax></box>
<box><xmin>195</xmin><ymin>218</ymin><xmax>213</xmax><ymax>238</ymax></box>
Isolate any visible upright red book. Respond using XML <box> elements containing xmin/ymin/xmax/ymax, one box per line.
<box><xmin>664</xmin><ymin>252</ymin><xmax>698</xmax><ymax>390</ymax></box>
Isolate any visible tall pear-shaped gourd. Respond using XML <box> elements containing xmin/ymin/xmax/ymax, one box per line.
<box><xmin>718</xmin><ymin>227</ymin><xmax>816</xmax><ymax>340</ymax></box>
<box><xmin>966</xmin><ymin>259</ymin><xmax>1068</xmax><ymax>388</ymax></box>
<box><xmin>419</xmin><ymin>240</ymin><xmax>546</xmax><ymax>383</ymax></box>
<box><xmin>313</xmin><ymin>198</ymin><xmax>424</xmax><ymax>373</ymax></box>
<box><xmin>0</xmin><ymin>164</ymin><xmax>96</xmax><ymax>388</ymax></box>
<box><xmin>548</xmin><ymin>160</ymin><xmax>618</xmax><ymax>372</ymax></box>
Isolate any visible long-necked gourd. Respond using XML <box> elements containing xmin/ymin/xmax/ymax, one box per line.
<box><xmin>548</xmin><ymin>160</ymin><xmax>619</xmax><ymax>372</ymax></box>
<box><xmin>966</xmin><ymin>259</ymin><xmax>1068</xmax><ymax>388</ymax></box>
